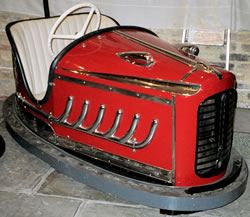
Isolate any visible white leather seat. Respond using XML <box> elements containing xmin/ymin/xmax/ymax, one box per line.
<box><xmin>10</xmin><ymin>14</ymin><xmax>118</xmax><ymax>100</ymax></box>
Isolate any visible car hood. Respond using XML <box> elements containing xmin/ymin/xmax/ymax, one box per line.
<box><xmin>56</xmin><ymin>28</ymin><xmax>226</xmax><ymax>96</ymax></box>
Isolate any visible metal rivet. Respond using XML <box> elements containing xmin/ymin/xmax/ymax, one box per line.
<box><xmin>97</xmin><ymin>35</ymin><xmax>102</xmax><ymax>40</ymax></box>
<box><xmin>82</xmin><ymin>43</ymin><xmax>86</xmax><ymax>48</ymax></box>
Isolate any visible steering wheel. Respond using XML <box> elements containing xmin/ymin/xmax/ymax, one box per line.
<box><xmin>48</xmin><ymin>3</ymin><xmax>101</xmax><ymax>56</ymax></box>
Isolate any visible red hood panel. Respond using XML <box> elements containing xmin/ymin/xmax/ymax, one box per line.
<box><xmin>58</xmin><ymin>29</ymin><xmax>194</xmax><ymax>83</ymax></box>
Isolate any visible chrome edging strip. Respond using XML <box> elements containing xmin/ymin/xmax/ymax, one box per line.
<box><xmin>114</xmin><ymin>30</ymin><xmax>222</xmax><ymax>80</ymax></box>
<box><xmin>55</xmin><ymin>73</ymin><xmax>172</xmax><ymax>105</ymax></box>
<box><xmin>16</xmin><ymin>93</ymin><xmax>50</xmax><ymax>119</ymax></box>
<box><xmin>57</xmin><ymin>68</ymin><xmax>201</xmax><ymax>96</ymax></box>
<box><xmin>56</xmin><ymin>135</ymin><xmax>172</xmax><ymax>183</ymax></box>
<box><xmin>114</xmin><ymin>30</ymin><xmax>196</xmax><ymax>67</ymax></box>
<box><xmin>180</xmin><ymin>67</ymin><xmax>197</xmax><ymax>82</ymax></box>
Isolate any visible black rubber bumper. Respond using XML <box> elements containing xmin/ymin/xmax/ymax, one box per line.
<box><xmin>3</xmin><ymin>95</ymin><xmax>249</xmax><ymax>211</ymax></box>
<box><xmin>0</xmin><ymin>135</ymin><xmax>5</xmax><ymax>158</ymax></box>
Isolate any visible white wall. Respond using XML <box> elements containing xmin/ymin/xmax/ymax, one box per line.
<box><xmin>2</xmin><ymin>0</ymin><xmax>250</xmax><ymax>31</ymax></box>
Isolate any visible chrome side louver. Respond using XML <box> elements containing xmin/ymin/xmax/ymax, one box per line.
<box><xmin>16</xmin><ymin>94</ymin><xmax>158</xmax><ymax>150</ymax></box>
<box><xmin>52</xmin><ymin>96</ymin><xmax>159</xmax><ymax>150</ymax></box>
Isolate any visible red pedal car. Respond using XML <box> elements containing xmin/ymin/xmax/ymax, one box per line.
<box><xmin>4</xmin><ymin>2</ymin><xmax>248</xmax><ymax>212</ymax></box>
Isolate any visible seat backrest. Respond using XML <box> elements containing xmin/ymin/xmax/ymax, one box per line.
<box><xmin>10</xmin><ymin>14</ymin><xmax>118</xmax><ymax>100</ymax></box>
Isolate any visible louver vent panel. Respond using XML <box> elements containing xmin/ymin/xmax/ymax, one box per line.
<box><xmin>196</xmin><ymin>89</ymin><xmax>237</xmax><ymax>178</ymax></box>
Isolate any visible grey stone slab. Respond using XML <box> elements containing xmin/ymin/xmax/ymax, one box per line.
<box><xmin>75</xmin><ymin>202</ymin><xmax>163</xmax><ymax>217</ymax></box>
<box><xmin>233</xmin><ymin>132</ymin><xmax>250</xmax><ymax>160</ymax></box>
<box><xmin>235</xmin><ymin>108</ymin><xmax>250</xmax><ymax>133</ymax></box>
<box><xmin>0</xmin><ymin>121</ymin><xmax>51</xmax><ymax>193</ymax></box>
<box><xmin>0</xmin><ymin>191</ymin><xmax>81</xmax><ymax>217</ymax></box>
<box><xmin>39</xmin><ymin>171</ymin><xmax>131</xmax><ymax>204</ymax></box>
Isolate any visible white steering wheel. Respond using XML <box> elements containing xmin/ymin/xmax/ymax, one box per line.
<box><xmin>48</xmin><ymin>3</ymin><xmax>101</xmax><ymax>57</ymax></box>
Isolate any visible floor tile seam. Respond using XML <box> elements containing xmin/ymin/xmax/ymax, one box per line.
<box><xmin>0</xmin><ymin>66</ymin><xmax>13</xmax><ymax>70</ymax></box>
<box><xmin>0</xmin><ymin>188</ymin><xmax>34</xmax><ymax>195</ymax></box>
<box><xmin>84</xmin><ymin>199</ymin><xmax>149</xmax><ymax>209</ymax></box>
<box><xmin>0</xmin><ymin>189</ymin><xmax>87</xmax><ymax>205</ymax></box>
<box><xmin>0</xmin><ymin>190</ymin><xmax>87</xmax><ymax>202</ymax></box>
<box><xmin>35</xmin><ymin>192</ymin><xmax>143</xmax><ymax>208</ymax></box>
<box><xmin>35</xmin><ymin>192</ymin><xmax>86</xmax><ymax>202</ymax></box>
<box><xmin>72</xmin><ymin>200</ymin><xmax>88</xmax><ymax>217</ymax></box>
<box><xmin>31</xmin><ymin>167</ymin><xmax>55</xmax><ymax>195</ymax></box>
<box><xmin>234</xmin><ymin>130</ymin><xmax>250</xmax><ymax>134</ymax></box>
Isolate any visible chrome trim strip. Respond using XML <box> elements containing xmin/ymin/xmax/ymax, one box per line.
<box><xmin>16</xmin><ymin>93</ymin><xmax>50</xmax><ymax>119</ymax></box>
<box><xmin>57</xmin><ymin>68</ymin><xmax>200</xmax><ymax>96</ymax></box>
<box><xmin>196</xmin><ymin>63</ymin><xmax>222</xmax><ymax>80</ymax></box>
<box><xmin>55</xmin><ymin>74</ymin><xmax>172</xmax><ymax>105</ymax></box>
<box><xmin>55</xmin><ymin>135</ymin><xmax>172</xmax><ymax>183</ymax></box>
<box><xmin>114</xmin><ymin>30</ymin><xmax>196</xmax><ymax>67</ymax></box>
<box><xmin>180</xmin><ymin>67</ymin><xmax>197</xmax><ymax>82</ymax></box>
<box><xmin>114</xmin><ymin>30</ymin><xmax>222</xmax><ymax>80</ymax></box>
<box><xmin>17</xmin><ymin>93</ymin><xmax>158</xmax><ymax>150</ymax></box>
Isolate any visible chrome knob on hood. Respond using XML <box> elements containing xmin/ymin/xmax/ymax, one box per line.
<box><xmin>178</xmin><ymin>44</ymin><xmax>200</xmax><ymax>57</ymax></box>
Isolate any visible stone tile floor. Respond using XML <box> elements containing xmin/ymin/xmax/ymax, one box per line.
<box><xmin>0</xmin><ymin>10</ymin><xmax>250</xmax><ymax>217</ymax></box>
<box><xmin>0</xmin><ymin>100</ymin><xmax>250</xmax><ymax>217</ymax></box>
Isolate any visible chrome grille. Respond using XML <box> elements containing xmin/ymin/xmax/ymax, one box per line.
<box><xmin>196</xmin><ymin>89</ymin><xmax>237</xmax><ymax>177</ymax></box>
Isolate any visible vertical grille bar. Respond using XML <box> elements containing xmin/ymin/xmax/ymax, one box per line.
<box><xmin>195</xmin><ymin>89</ymin><xmax>237</xmax><ymax>177</ymax></box>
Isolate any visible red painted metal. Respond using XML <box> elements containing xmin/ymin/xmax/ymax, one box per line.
<box><xmin>16</xmin><ymin>28</ymin><xmax>236</xmax><ymax>187</ymax></box>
